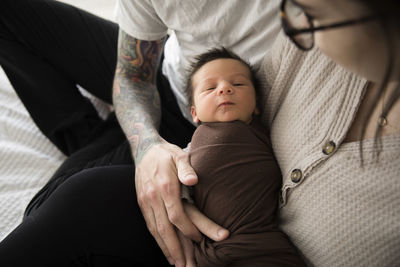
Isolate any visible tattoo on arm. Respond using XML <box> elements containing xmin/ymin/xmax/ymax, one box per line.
<box><xmin>113</xmin><ymin>29</ymin><xmax>165</xmax><ymax>163</ymax></box>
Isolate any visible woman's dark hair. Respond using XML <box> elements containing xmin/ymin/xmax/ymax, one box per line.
<box><xmin>364</xmin><ymin>0</ymin><xmax>400</xmax><ymax>27</ymax></box>
<box><xmin>186</xmin><ymin>47</ymin><xmax>261</xmax><ymax>108</ymax></box>
<box><xmin>358</xmin><ymin>0</ymin><xmax>400</xmax><ymax>160</ymax></box>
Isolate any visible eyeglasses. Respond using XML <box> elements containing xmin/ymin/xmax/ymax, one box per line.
<box><xmin>280</xmin><ymin>0</ymin><xmax>377</xmax><ymax>50</ymax></box>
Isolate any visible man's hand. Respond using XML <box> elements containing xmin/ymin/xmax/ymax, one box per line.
<box><xmin>136</xmin><ymin>142</ymin><xmax>229</xmax><ymax>266</ymax></box>
<box><xmin>136</xmin><ymin>141</ymin><xmax>200</xmax><ymax>266</ymax></box>
<box><xmin>112</xmin><ymin>29</ymin><xmax>228</xmax><ymax>266</ymax></box>
<box><xmin>177</xmin><ymin>228</ymin><xmax>196</xmax><ymax>267</ymax></box>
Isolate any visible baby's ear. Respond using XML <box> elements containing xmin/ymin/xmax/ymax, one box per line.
<box><xmin>191</xmin><ymin>106</ymin><xmax>200</xmax><ymax>123</ymax></box>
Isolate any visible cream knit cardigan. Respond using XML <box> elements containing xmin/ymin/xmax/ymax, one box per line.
<box><xmin>261</xmin><ymin>32</ymin><xmax>400</xmax><ymax>266</ymax></box>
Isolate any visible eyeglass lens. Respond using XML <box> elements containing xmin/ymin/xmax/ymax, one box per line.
<box><xmin>284</xmin><ymin>0</ymin><xmax>313</xmax><ymax>49</ymax></box>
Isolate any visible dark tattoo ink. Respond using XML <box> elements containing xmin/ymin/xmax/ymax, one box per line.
<box><xmin>113</xmin><ymin>29</ymin><xmax>165</xmax><ymax>163</ymax></box>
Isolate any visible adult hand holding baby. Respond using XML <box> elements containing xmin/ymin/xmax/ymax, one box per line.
<box><xmin>135</xmin><ymin>140</ymin><xmax>229</xmax><ymax>266</ymax></box>
<box><xmin>177</xmin><ymin>202</ymin><xmax>231</xmax><ymax>267</ymax></box>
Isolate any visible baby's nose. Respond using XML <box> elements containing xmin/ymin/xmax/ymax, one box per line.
<box><xmin>217</xmin><ymin>82</ymin><xmax>233</xmax><ymax>95</ymax></box>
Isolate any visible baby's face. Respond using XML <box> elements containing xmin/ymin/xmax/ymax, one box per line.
<box><xmin>191</xmin><ymin>58</ymin><xmax>257</xmax><ymax>124</ymax></box>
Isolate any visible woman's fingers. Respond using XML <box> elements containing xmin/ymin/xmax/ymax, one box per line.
<box><xmin>164</xmin><ymin>199</ymin><xmax>202</xmax><ymax>242</ymax></box>
<box><xmin>184</xmin><ymin>202</ymin><xmax>230</xmax><ymax>242</ymax></box>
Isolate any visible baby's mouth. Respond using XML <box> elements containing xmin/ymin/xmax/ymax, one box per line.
<box><xmin>218</xmin><ymin>101</ymin><xmax>234</xmax><ymax>107</ymax></box>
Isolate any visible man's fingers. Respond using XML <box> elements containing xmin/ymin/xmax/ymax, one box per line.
<box><xmin>152</xmin><ymin>194</ymin><xmax>186</xmax><ymax>267</ymax></box>
<box><xmin>175</xmin><ymin>152</ymin><xmax>198</xmax><ymax>186</ymax></box>
<box><xmin>177</xmin><ymin>230</ymin><xmax>196</xmax><ymax>267</ymax></box>
<box><xmin>153</xmin><ymin>234</ymin><xmax>174</xmax><ymax>265</ymax></box>
<box><xmin>136</xmin><ymin>185</ymin><xmax>173</xmax><ymax>264</ymax></box>
<box><xmin>144</xmin><ymin>210</ymin><xmax>173</xmax><ymax>264</ymax></box>
<box><xmin>184</xmin><ymin>202</ymin><xmax>230</xmax><ymax>242</ymax></box>
<box><xmin>134</xmin><ymin>143</ymin><xmax>201</xmax><ymax>266</ymax></box>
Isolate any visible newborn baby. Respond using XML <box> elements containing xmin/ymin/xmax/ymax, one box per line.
<box><xmin>187</xmin><ymin>48</ymin><xmax>305</xmax><ymax>266</ymax></box>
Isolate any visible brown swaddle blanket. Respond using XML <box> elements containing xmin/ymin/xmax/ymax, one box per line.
<box><xmin>190</xmin><ymin>119</ymin><xmax>305</xmax><ymax>267</ymax></box>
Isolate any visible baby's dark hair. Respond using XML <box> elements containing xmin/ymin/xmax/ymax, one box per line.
<box><xmin>186</xmin><ymin>47</ymin><xmax>261</xmax><ymax>107</ymax></box>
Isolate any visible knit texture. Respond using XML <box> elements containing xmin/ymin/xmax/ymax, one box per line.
<box><xmin>261</xmin><ymin>32</ymin><xmax>400</xmax><ymax>266</ymax></box>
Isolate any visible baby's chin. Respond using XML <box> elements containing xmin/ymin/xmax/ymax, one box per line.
<box><xmin>198</xmin><ymin>112</ymin><xmax>254</xmax><ymax>124</ymax></box>
<box><xmin>210</xmin><ymin>116</ymin><xmax>253</xmax><ymax>124</ymax></box>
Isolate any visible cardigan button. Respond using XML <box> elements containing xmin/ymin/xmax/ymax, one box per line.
<box><xmin>322</xmin><ymin>141</ymin><xmax>336</xmax><ymax>155</ymax></box>
<box><xmin>291</xmin><ymin>169</ymin><xmax>303</xmax><ymax>183</ymax></box>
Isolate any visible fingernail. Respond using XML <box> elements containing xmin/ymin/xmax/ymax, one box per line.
<box><xmin>218</xmin><ymin>229</ymin><xmax>228</xmax><ymax>238</ymax></box>
<box><xmin>175</xmin><ymin>260</ymin><xmax>185</xmax><ymax>267</ymax></box>
<box><xmin>185</xmin><ymin>174</ymin><xmax>196</xmax><ymax>181</ymax></box>
<box><xmin>167</xmin><ymin>257</ymin><xmax>174</xmax><ymax>265</ymax></box>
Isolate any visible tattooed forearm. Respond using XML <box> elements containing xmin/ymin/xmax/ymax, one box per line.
<box><xmin>113</xmin><ymin>29</ymin><xmax>165</xmax><ymax>163</ymax></box>
<box><xmin>117</xmin><ymin>31</ymin><xmax>161</xmax><ymax>83</ymax></box>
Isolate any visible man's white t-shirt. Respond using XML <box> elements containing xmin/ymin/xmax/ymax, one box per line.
<box><xmin>115</xmin><ymin>0</ymin><xmax>280</xmax><ymax>122</ymax></box>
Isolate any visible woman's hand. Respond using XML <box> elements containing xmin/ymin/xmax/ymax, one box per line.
<box><xmin>135</xmin><ymin>142</ymin><xmax>229</xmax><ymax>267</ymax></box>
<box><xmin>183</xmin><ymin>201</ymin><xmax>230</xmax><ymax>242</ymax></box>
<box><xmin>177</xmin><ymin>202</ymin><xmax>231</xmax><ymax>267</ymax></box>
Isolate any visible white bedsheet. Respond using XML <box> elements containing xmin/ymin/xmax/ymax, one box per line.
<box><xmin>0</xmin><ymin>0</ymin><xmax>116</xmax><ymax>241</ymax></box>
<box><xmin>0</xmin><ymin>66</ymin><xmax>66</xmax><ymax>240</ymax></box>
<box><xmin>0</xmin><ymin>68</ymin><xmax>113</xmax><ymax>241</ymax></box>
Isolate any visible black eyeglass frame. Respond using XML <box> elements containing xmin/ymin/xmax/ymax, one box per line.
<box><xmin>280</xmin><ymin>0</ymin><xmax>378</xmax><ymax>50</ymax></box>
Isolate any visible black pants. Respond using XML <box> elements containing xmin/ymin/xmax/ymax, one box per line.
<box><xmin>0</xmin><ymin>0</ymin><xmax>195</xmax><ymax>266</ymax></box>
